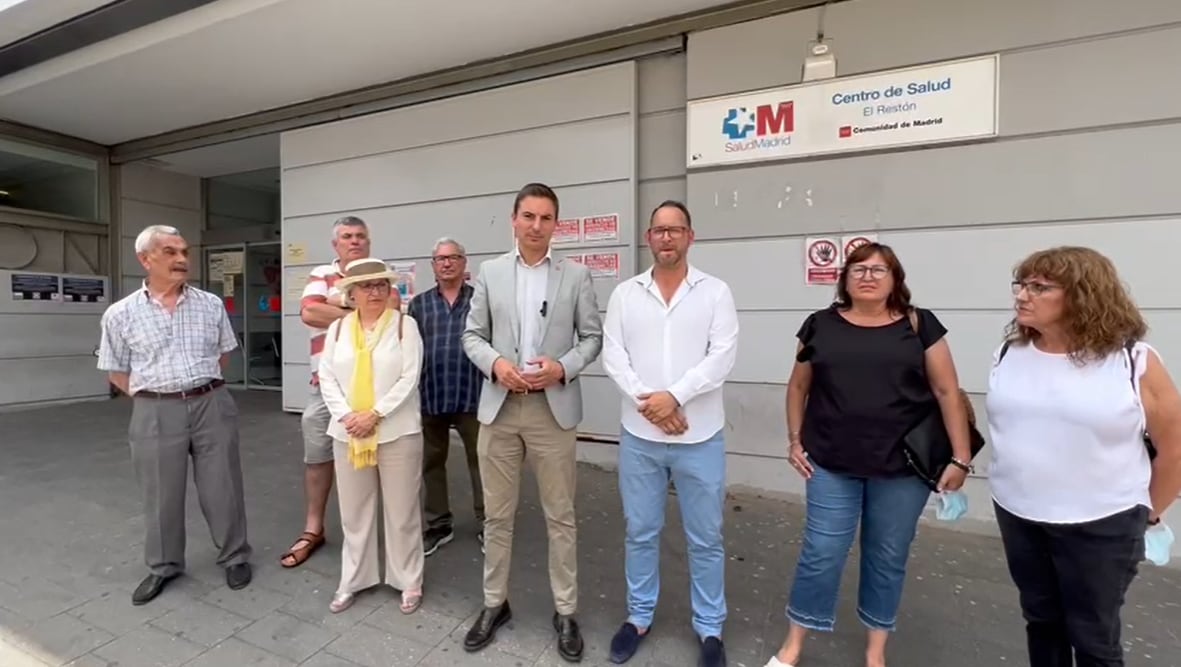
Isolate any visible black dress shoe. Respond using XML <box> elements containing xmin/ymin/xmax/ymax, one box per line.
<box><xmin>463</xmin><ymin>602</ymin><xmax>511</xmax><ymax>652</ymax></box>
<box><xmin>699</xmin><ymin>636</ymin><xmax>726</xmax><ymax>667</ymax></box>
<box><xmin>552</xmin><ymin>612</ymin><xmax>584</xmax><ymax>662</ymax></box>
<box><xmin>131</xmin><ymin>573</ymin><xmax>177</xmax><ymax>606</ymax></box>
<box><xmin>226</xmin><ymin>563</ymin><xmax>252</xmax><ymax>590</ymax></box>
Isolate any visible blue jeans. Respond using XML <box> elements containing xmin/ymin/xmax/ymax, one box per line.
<box><xmin>619</xmin><ymin>427</ymin><xmax>727</xmax><ymax>638</ymax></box>
<box><xmin>787</xmin><ymin>464</ymin><xmax>930</xmax><ymax>632</ymax></box>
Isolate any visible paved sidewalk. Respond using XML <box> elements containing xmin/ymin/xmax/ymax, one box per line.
<box><xmin>1</xmin><ymin>391</ymin><xmax>1179</xmax><ymax>666</ymax></box>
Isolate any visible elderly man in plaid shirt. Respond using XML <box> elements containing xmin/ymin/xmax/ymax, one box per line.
<box><xmin>408</xmin><ymin>237</ymin><xmax>485</xmax><ymax>556</ymax></box>
<box><xmin>97</xmin><ymin>224</ymin><xmax>252</xmax><ymax>606</ymax></box>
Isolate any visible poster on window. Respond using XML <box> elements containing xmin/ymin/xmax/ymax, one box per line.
<box><xmin>584</xmin><ymin>253</ymin><xmax>620</xmax><ymax>279</ymax></box>
<box><xmin>553</xmin><ymin>218</ymin><xmax>581</xmax><ymax>245</ymax></box>
<box><xmin>391</xmin><ymin>262</ymin><xmax>416</xmax><ymax>308</ymax></box>
<box><xmin>582</xmin><ymin>214</ymin><xmax>620</xmax><ymax>242</ymax></box>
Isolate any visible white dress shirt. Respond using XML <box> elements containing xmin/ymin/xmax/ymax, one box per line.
<box><xmin>514</xmin><ymin>244</ymin><xmax>551</xmax><ymax>368</ymax></box>
<box><xmin>318</xmin><ymin>311</ymin><xmax>424</xmax><ymax>444</ymax></box>
<box><xmin>602</xmin><ymin>265</ymin><xmax>739</xmax><ymax>444</ymax></box>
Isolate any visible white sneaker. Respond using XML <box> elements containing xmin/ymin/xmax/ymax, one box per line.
<box><xmin>763</xmin><ymin>657</ymin><xmax>795</xmax><ymax>667</ymax></box>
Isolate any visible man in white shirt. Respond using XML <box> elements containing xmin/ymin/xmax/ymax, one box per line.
<box><xmin>600</xmin><ymin>200</ymin><xmax>739</xmax><ymax>667</ymax></box>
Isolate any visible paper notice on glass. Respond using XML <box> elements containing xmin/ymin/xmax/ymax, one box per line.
<box><xmin>391</xmin><ymin>262</ymin><xmax>417</xmax><ymax>302</ymax></box>
<box><xmin>584</xmin><ymin>253</ymin><xmax>620</xmax><ymax>279</ymax></box>
<box><xmin>553</xmin><ymin>218</ymin><xmax>580</xmax><ymax>245</ymax></box>
<box><xmin>220</xmin><ymin>251</ymin><xmax>244</xmax><ymax>274</ymax></box>
<box><xmin>208</xmin><ymin>255</ymin><xmax>225</xmax><ymax>281</ymax></box>
<box><xmin>582</xmin><ymin>214</ymin><xmax>619</xmax><ymax>242</ymax></box>
<box><xmin>286</xmin><ymin>243</ymin><xmax>307</xmax><ymax>263</ymax></box>
<box><xmin>223</xmin><ymin>274</ymin><xmax>235</xmax><ymax>297</ymax></box>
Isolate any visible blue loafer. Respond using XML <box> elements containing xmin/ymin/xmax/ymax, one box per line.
<box><xmin>608</xmin><ymin>622</ymin><xmax>647</xmax><ymax>663</ymax></box>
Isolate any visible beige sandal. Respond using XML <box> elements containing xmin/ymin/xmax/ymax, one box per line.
<box><xmin>400</xmin><ymin>590</ymin><xmax>423</xmax><ymax>615</ymax></box>
<box><xmin>329</xmin><ymin>592</ymin><xmax>355</xmax><ymax>614</ymax></box>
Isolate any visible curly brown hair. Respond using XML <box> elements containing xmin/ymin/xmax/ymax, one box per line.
<box><xmin>1005</xmin><ymin>246</ymin><xmax>1147</xmax><ymax>362</ymax></box>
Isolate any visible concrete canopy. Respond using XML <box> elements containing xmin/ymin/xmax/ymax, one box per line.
<box><xmin>0</xmin><ymin>0</ymin><xmax>744</xmax><ymax>145</ymax></box>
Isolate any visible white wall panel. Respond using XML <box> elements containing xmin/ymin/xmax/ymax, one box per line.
<box><xmin>283</xmin><ymin>116</ymin><xmax>633</xmax><ymax>217</ymax></box>
<box><xmin>284</xmin><ymin>180</ymin><xmax>635</xmax><ymax>264</ymax></box>
<box><xmin>281</xmin><ymin>63</ymin><xmax>636</xmax><ymax>168</ymax></box>
<box><xmin>0</xmin><ymin>357</ymin><xmax>108</xmax><ymax>407</ymax></box>
<box><xmin>687</xmin><ymin>0</ymin><xmax>1181</xmax><ymax>99</ymax></box>
<box><xmin>687</xmin><ymin>124</ymin><xmax>1181</xmax><ymax>240</ymax></box>
<box><xmin>280</xmin><ymin>61</ymin><xmax>639</xmax><ymax>413</ymax></box>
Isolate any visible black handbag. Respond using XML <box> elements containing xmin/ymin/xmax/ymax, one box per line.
<box><xmin>899</xmin><ymin>309</ymin><xmax>987</xmax><ymax>491</ymax></box>
<box><xmin>901</xmin><ymin>392</ymin><xmax>987</xmax><ymax>492</ymax></box>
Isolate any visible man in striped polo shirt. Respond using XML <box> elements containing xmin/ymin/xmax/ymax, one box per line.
<box><xmin>280</xmin><ymin>215</ymin><xmax>399</xmax><ymax>568</ymax></box>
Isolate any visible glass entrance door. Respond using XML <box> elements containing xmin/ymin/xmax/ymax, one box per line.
<box><xmin>203</xmin><ymin>242</ymin><xmax>282</xmax><ymax>389</ymax></box>
<box><xmin>243</xmin><ymin>243</ymin><xmax>282</xmax><ymax>388</ymax></box>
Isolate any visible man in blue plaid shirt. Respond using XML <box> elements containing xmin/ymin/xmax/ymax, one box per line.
<box><xmin>408</xmin><ymin>237</ymin><xmax>485</xmax><ymax>556</ymax></box>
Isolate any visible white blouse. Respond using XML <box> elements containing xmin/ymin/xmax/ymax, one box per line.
<box><xmin>318</xmin><ymin>311</ymin><xmax>423</xmax><ymax>444</ymax></box>
<box><xmin>986</xmin><ymin>340</ymin><xmax>1155</xmax><ymax>524</ymax></box>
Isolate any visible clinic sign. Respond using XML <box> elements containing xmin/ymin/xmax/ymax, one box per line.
<box><xmin>686</xmin><ymin>54</ymin><xmax>998</xmax><ymax>168</ymax></box>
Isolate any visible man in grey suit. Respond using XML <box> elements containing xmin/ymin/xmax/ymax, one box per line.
<box><xmin>461</xmin><ymin>182</ymin><xmax>603</xmax><ymax>662</ymax></box>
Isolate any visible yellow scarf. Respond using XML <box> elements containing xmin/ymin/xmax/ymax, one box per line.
<box><xmin>346</xmin><ymin>309</ymin><xmax>393</xmax><ymax>469</ymax></box>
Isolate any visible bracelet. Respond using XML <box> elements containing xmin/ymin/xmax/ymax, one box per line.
<box><xmin>949</xmin><ymin>457</ymin><xmax>973</xmax><ymax>473</ymax></box>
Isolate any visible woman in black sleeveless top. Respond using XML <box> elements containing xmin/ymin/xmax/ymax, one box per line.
<box><xmin>763</xmin><ymin>243</ymin><xmax>973</xmax><ymax>667</ymax></box>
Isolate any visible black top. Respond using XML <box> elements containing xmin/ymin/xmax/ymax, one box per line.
<box><xmin>796</xmin><ymin>305</ymin><xmax>947</xmax><ymax>478</ymax></box>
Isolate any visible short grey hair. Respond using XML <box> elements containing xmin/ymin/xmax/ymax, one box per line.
<box><xmin>332</xmin><ymin>215</ymin><xmax>367</xmax><ymax>240</ymax></box>
<box><xmin>134</xmin><ymin>225</ymin><xmax>182</xmax><ymax>254</ymax></box>
<box><xmin>432</xmin><ymin>237</ymin><xmax>466</xmax><ymax>257</ymax></box>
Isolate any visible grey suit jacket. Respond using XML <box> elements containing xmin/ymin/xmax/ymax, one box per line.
<box><xmin>462</xmin><ymin>251</ymin><xmax>603</xmax><ymax>430</ymax></box>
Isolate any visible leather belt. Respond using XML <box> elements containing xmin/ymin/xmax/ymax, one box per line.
<box><xmin>136</xmin><ymin>379</ymin><xmax>225</xmax><ymax>400</ymax></box>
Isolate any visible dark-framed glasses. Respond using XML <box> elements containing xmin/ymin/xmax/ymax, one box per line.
<box><xmin>432</xmin><ymin>254</ymin><xmax>464</xmax><ymax>264</ymax></box>
<box><xmin>849</xmin><ymin>265</ymin><xmax>889</xmax><ymax>279</ymax></box>
<box><xmin>649</xmin><ymin>226</ymin><xmax>688</xmax><ymax>239</ymax></box>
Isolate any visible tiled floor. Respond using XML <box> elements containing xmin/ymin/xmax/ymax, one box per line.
<box><xmin>1</xmin><ymin>391</ymin><xmax>1178</xmax><ymax>666</ymax></box>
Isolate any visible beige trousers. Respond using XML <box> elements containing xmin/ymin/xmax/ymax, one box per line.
<box><xmin>333</xmin><ymin>434</ymin><xmax>425</xmax><ymax>595</ymax></box>
<box><xmin>479</xmin><ymin>392</ymin><xmax>578</xmax><ymax>614</ymax></box>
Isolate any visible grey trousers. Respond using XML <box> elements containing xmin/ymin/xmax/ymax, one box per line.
<box><xmin>129</xmin><ymin>386</ymin><xmax>252</xmax><ymax>576</ymax></box>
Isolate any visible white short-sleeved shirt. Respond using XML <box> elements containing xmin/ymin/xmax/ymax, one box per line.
<box><xmin>986</xmin><ymin>340</ymin><xmax>1154</xmax><ymax>524</ymax></box>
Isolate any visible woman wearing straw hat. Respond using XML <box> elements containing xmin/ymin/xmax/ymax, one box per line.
<box><xmin>318</xmin><ymin>257</ymin><xmax>426</xmax><ymax>614</ymax></box>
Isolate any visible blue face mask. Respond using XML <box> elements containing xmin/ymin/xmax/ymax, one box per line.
<box><xmin>1145</xmin><ymin>523</ymin><xmax>1174</xmax><ymax>567</ymax></box>
<box><xmin>935</xmin><ymin>491</ymin><xmax>968</xmax><ymax>522</ymax></box>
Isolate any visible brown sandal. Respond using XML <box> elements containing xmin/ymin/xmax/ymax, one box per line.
<box><xmin>280</xmin><ymin>531</ymin><xmax>325</xmax><ymax>568</ymax></box>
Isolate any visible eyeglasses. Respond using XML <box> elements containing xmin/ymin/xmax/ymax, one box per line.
<box><xmin>849</xmin><ymin>265</ymin><xmax>889</xmax><ymax>279</ymax></box>
<box><xmin>356</xmin><ymin>281</ymin><xmax>389</xmax><ymax>293</ymax></box>
<box><xmin>1011</xmin><ymin>280</ymin><xmax>1059</xmax><ymax>296</ymax></box>
<box><xmin>432</xmin><ymin>254</ymin><xmax>465</xmax><ymax>264</ymax></box>
<box><xmin>648</xmin><ymin>226</ymin><xmax>689</xmax><ymax>239</ymax></box>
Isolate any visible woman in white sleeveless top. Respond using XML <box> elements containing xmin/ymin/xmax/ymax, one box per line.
<box><xmin>987</xmin><ymin>246</ymin><xmax>1181</xmax><ymax>667</ymax></box>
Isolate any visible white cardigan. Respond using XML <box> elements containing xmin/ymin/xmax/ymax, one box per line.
<box><xmin>318</xmin><ymin>310</ymin><xmax>423</xmax><ymax>444</ymax></box>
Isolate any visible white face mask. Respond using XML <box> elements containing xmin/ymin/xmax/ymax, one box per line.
<box><xmin>1145</xmin><ymin>523</ymin><xmax>1175</xmax><ymax>567</ymax></box>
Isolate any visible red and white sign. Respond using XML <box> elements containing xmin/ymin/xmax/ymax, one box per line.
<box><xmin>841</xmin><ymin>233</ymin><xmax>879</xmax><ymax>263</ymax></box>
<box><xmin>554</xmin><ymin>218</ymin><xmax>580</xmax><ymax>245</ymax></box>
<box><xmin>582</xmin><ymin>214</ymin><xmax>620</xmax><ymax>242</ymax></box>
<box><xmin>584</xmin><ymin>252</ymin><xmax>619</xmax><ymax>279</ymax></box>
<box><xmin>565</xmin><ymin>254</ymin><xmax>585</xmax><ymax>265</ymax></box>
<box><xmin>805</xmin><ymin>237</ymin><xmax>840</xmax><ymax>285</ymax></box>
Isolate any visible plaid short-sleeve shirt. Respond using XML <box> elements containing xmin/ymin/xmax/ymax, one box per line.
<box><xmin>97</xmin><ymin>283</ymin><xmax>238</xmax><ymax>395</ymax></box>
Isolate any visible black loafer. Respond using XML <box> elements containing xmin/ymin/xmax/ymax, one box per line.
<box><xmin>553</xmin><ymin>612</ymin><xmax>584</xmax><ymax>662</ymax></box>
<box><xmin>609</xmin><ymin>622</ymin><xmax>646</xmax><ymax>663</ymax></box>
<box><xmin>464</xmin><ymin>602</ymin><xmax>511</xmax><ymax>652</ymax></box>
<box><xmin>699</xmin><ymin>636</ymin><xmax>726</xmax><ymax>667</ymax></box>
<box><xmin>226</xmin><ymin>563</ymin><xmax>252</xmax><ymax>590</ymax></box>
<box><xmin>131</xmin><ymin>573</ymin><xmax>178</xmax><ymax>606</ymax></box>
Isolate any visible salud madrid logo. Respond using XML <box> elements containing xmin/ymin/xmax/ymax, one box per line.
<box><xmin>721</xmin><ymin>101</ymin><xmax>794</xmax><ymax>153</ymax></box>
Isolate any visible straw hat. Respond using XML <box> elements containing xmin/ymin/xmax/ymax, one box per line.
<box><xmin>336</xmin><ymin>258</ymin><xmax>398</xmax><ymax>290</ymax></box>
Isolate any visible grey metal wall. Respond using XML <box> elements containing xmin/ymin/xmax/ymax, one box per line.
<box><xmin>278</xmin><ymin>61</ymin><xmax>644</xmax><ymax>426</ymax></box>
<box><xmin>682</xmin><ymin>0</ymin><xmax>1181</xmax><ymax>525</ymax></box>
